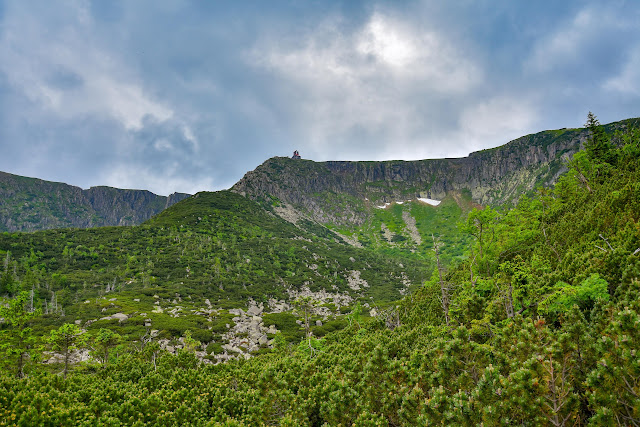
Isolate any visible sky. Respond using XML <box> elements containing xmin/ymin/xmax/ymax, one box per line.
<box><xmin>1</xmin><ymin>1</ymin><xmax>639</xmax><ymax>196</ymax></box>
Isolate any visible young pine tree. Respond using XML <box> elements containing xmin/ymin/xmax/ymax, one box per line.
<box><xmin>0</xmin><ymin>291</ymin><xmax>41</xmax><ymax>378</ymax></box>
<box><xmin>48</xmin><ymin>323</ymin><xmax>87</xmax><ymax>379</ymax></box>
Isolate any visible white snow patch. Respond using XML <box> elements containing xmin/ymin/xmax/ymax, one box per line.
<box><xmin>376</xmin><ymin>199</ymin><xmax>440</xmax><ymax>208</ymax></box>
<box><xmin>417</xmin><ymin>198</ymin><xmax>441</xmax><ymax>206</ymax></box>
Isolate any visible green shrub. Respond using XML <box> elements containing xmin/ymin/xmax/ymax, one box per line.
<box><xmin>263</xmin><ymin>312</ymin><xmax>303</xmax><ymax>342</ymax></box>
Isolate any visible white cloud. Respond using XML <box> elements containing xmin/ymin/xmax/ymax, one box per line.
<box><xmin>457</xmin><ymin>97</ymin><xmax>538</xmax><ymax>153</ymax></box>
<box><xmin>251</xmin><ymin>13</ymin><xmax>479</xmax><ymax>91</ymax></box>
<box><xmin>357</xmin><ymin>14</ymin><xmax>420</xmax><ymax>68</ymax></box>
<box><xmin>526</xmin><ymin>9</ymin><xmax>592</xmax><ymax>73</ymax></box>
<box><xmin>99</xmin><ymin>163</ymin><xmax>213</xmax><ymax>196</ymax></box>
<box><xmin>356</xmin><ymin>13</ymin><xmax>477</xmax><ymax>88</ymax></box>
<box><xmin>604</xmin><ymin>48</ymin><xmax>640</xmax><ymax>96</ymax></box>
<box><xmin>182</xmin><ymin>125</ymin><xmax>197</xmax><ymax>145</ymax></box>
<box><xmin>0</xmin><ymin>1</ymin><xmax>173</xmax><ymax>131</ymax></box>
<box><xmin>526</xmin><ymin>6</ymin><xmax>633</xmax><ymax>74</ymax></box>
<box><xmin>153</xmin><ymin>139</ymin><xmax>173</xmax><ymax>152</ymax></box>
<box><xmin>247</xmin><ymin>12</ymin><xmax>482</xmax><ymax>158</ymax></box>
<box><xmin>366</xmin><ymin>95</ymin><xmax>538</xmax><ymax>162</ymax></box>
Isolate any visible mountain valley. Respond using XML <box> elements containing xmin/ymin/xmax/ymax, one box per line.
<box><xmin>1</xmin><ymin>116</ymin><xmax>640</xmax><ymax>425</ymax></box>
<box><xmin>1</xmin><ymin>118</ymin><xmax>638</xmax><ymax>361</ymax></box>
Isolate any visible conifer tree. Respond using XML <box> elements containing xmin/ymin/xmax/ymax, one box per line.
<box><xmin>92</xmin><ymin>328</ymin><xmax>122</xmax><ymax>367</ymax></box>
<box><xmin>48</xmin><ymin>323</ymin><xmax>87</xmax><ymax>379</ymax></box>
<box><xmin>584</xmin><ymin>111</ymin><xmax>615</xmax><ymax>164</ymax></box>
<box><xmin>0</xmin><ymin>291</ymin><xmax>41</xmax><ymax>378</ymax></box>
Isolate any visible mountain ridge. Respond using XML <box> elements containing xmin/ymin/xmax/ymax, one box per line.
<box><xmin>0</xmin><ymin>171</ymin><xmax>190</xmax><ymax>232</ymax></box>
<box><xmin>2</xmin><ymin>117</ymin><xmax>638</xmax><ymax>233</ymax></box>
<box><xmin>232</xmin><ymin>118</ymin><xmax>639</xmax><ymax>227</ymax></box>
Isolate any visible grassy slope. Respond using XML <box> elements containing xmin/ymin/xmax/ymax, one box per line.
<box><xmin>329</xmin><ymin>190</ymin><xmax>476</xmax><ymax>265</ymax></box>
<box><xmin>0</xmin><ymin>191</ymin><xmax>430</xmax><ymax>348</ymax></box>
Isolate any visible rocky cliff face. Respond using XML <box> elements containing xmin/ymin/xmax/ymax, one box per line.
<box><xmin>0</xmin><ymin>173</ymin><xmax>190</xmax><ymax>232</ymax></box>
<box><xmin>232</xmin><ymin>119</ymin><xmax>637</xmax><ymax>226</ymax></box>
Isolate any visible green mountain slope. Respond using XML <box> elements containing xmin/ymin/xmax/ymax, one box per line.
<box><xmin>329</xmin><ymin>190</ymin><xmax>477</xmax><ymax>262</ymax></box>
<box><xmin>0</xmin><ymin>172</ymin><xmax>189</xmax><ymax>232</ymax></box>
<box><xmin>0</xmin><ymin>190</ymin><xmax>430</xmax><ymax>360</ymax></box>
<box><xmin>1</xmin><ymin>118</ymin><xmax>639</xmax><ymax>425</ymax></box>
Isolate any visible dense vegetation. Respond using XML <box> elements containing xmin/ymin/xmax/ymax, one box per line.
<box><xmin>1</xmin><ymin>116</ymin><xmax>639</xmax><ymax>425</ymax></box>
<box><xmin>0</xmin><ymin>192</ymin><xmax>426</xmax><ymax>307</ymax></box>
<box><xmin>0</xmin><ymin>189</ymin><xmax>430</xmax><ymax>368</ymax></box>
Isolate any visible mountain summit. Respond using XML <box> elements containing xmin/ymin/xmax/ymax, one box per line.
<box><xmin>232</xmin><ymin>118</ymin><xmax>638</xmax><ymax>227</ymax></box>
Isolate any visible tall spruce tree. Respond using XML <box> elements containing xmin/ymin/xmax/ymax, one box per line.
<box><xmin>584</xmin><ymin>112</ymin><xmax>615</xmax><ymax>164</ymax></box>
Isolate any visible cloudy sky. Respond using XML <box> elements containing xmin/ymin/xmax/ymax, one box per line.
<box><xmin>1</xmin><ymin>1</ymin><xmax>639</xmax><ymax>195</ymax></box>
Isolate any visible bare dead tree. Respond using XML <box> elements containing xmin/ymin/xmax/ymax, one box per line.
<box><xmin>541</xmin><ymin>354</ymin><xmax>576</xmax><ymax>427</ymax></box>
<box><xmin>432</xmin><ymin>234</ymin><xmax>450</xmax><ymax>327</ymax></box>
<box><xmin>293</xmin><ymin>296</ymin><xmax>315</xmax><ymax>338</ymax></box>
<box><xmin>469</xmin><ymin>250</ymin><xmax>478</xmax><ymax>287</ymax></box>
<box><xmin>3</xmin><ymin>252</ymin><xmax>9</xmax><ymax>274</ymax></box>
<box><xmin>599</xmin><ymin>234</ymin><xmax>614</xmax><ymax>251</ymax></box>
<box><xmin>375</xmin><ymin>306</ymin><xmax>401</xmax><ymax>330</ymax></box>
<box><xmin>29</xmin><ymin>287</ymin><xmax>34</xmax><ymax>313</ymax></box>
<box><xmin>573</xmin><ymin>163</ymin><xmax>592</xmax><ymax>193</ymax></box>
<box><xmin>539</xmin><ymin>189</ymin><xmax>562</xmax><ymax>262</ymax></box>
<box><xmin>492</xmin><ymin>269</ymin><xmax>517</xmax><ymax>319</ymax></box>
<box><xmin>497</xmin><ymin>279</ymin><xmax>515</xmax><ymax>319</ymax></box>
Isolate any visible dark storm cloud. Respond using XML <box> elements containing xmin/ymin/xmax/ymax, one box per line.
<box><xmin>0</xmin><ymin>0</ymin><xmax>639</xmax><ymax>195</ymax></box>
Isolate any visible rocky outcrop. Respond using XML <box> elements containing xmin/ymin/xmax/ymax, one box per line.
<box><xmin>0</xmin><ymin>172</ymin><xmax>190</xmax><ymax>232</ymax></box>
<box><xmin>232</xmin><ymin>119</ymin><xmax>639</xmax><ymax>226</ymax></box>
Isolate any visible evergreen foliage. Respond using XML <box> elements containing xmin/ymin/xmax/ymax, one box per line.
<box><xmin>0</xmin><ymin>116</ymin><xmax>639</xmax><ymax>425</ymax></box>
<box><xmin>0</xmin><ymin>291</ymin><xmax>40</xmax><ymax>378</ymax></box>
